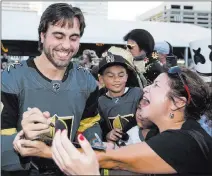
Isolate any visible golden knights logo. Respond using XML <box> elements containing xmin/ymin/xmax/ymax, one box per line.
<box><xmin>38</xmin><ymin>114</ymin><xmax>74</xmax><ymax>146</ymax></box>
<box><xmin>108</xmin><ymin>114</ymin><xmax>136</xmax><ymax>133</ymax></box>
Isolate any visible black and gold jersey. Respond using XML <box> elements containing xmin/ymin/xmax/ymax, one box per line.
<box><xmin>1</xmin><ymin>58</ymin><xmax>101</xmax><ymax>173</ymax></box>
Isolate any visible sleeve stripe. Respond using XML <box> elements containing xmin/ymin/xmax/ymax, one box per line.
<box><xmin>78</xmin><ymin>114</ymin><xmax>100</xmax><ymax>132</ymax></box>
<box><xmin>1</xmin><ymin>128</ymin><xmax>17</xmax><ymax>135</ymax></box>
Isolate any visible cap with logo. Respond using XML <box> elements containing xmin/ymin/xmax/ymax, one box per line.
<box><xmin>98</xmin><ymin>46</ymin><xmax>140</xmax><ymax>88</ymax></box>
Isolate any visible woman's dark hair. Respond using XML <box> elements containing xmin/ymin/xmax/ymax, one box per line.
<box><xmin>83</xmin><ymin>52</ymin><xmax>92</xmax><ymax>63</ymax></box>
<box><xmin>123</xmin><ymin>29</ymin><xmax>155</xmax><ymax>57</ymax></box>
<box><xmin>167</xmin><ymin>67</ymin><xmax>212</xmax><ymax>120</ymax></box>
<box><xmin>1</xmin><ymin>57</ymin><xmax>8</xmax><ymax>69</ymax></box>
<box><xmin>38</xmin><ymin>3</ymin><xmax>85</xmax><ymax>52</ymax></box>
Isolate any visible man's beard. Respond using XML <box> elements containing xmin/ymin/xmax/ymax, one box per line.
<box><xmin>43</xmin><ymin>46</ymin><xmax>73</xmax><ymax>68</ymax></box>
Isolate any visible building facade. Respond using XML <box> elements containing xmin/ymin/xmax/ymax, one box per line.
<box><xmin>40</xmin><ymin>1</ymin><xmax>108</xmax><ymax>18</ymax></box>
<box><xmin>136</xmin><ymin>2</ymin><xmax>212</xmax><ymax>28</ymax></box>
<box><xmin>2</xmin><ymin>1</ymin><xmax>108</xmax><ymax>18</ymax></box>
<box><xmin>71</xmin><ymin>1</ymin><xmax>108</xmax><ymax>18</ymax></box>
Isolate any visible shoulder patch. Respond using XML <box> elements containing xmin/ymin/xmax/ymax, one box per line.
<box><xmin>7</xmin><ymin>62</ymin><xmax>23</xmax><ymax>73</ymax></box>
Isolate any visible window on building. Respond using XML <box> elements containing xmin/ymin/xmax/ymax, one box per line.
<box><xmin>198</xmin><ymin>17</ymin><xmax>208</xmax><ymax>20</ymax></box>
<box><xmin>174</xmin><ymin>16</ymin><xmax>182</xmax><ymax>22</ymax></box>
<box><xmin>171</xmin><ymin>11</ymin><xmax>180</xmax><ymax>15</ymax></box>
<box><xmin>197</xmin><ymin>22</ymin><xmax>208</xmax><ymax>24</ymax></box>
<box><xmin>197</xmin><ymin>13</ymin><xmax>208</xmax><ymax>16</ymax></box>
<box><xmin>183</xmin><ymin>21</ymin><xmax>194</xmax><ymax>24</ymax></box>
<box><xmin>184</xmin><ymin>6</ymin><xmax>193</xmax><ymax>10</ymax></box>
<box><xmin>184</xmin><ymin>17</ymin><xmax>194</xmax><ymax>20</ymax></box>
<box><xmin>184</xmin><ymin>12</ymin><xmax>194</xmax><ymax>15</ymax></box>
<box><xmin>171</xmin><ymin>5</ymin><xmax>180</xmax><ymax>9</ymax></box>
<box><xmin>170</xmin><ymin>20</ymin><xmax>180</xmax><ymax>23</ymax></box>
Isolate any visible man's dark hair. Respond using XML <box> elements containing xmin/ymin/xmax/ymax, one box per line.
<box><xmin>38</xmin><ymin>3</ymin><xmax>86</xmax><ymax>52</ymax></box>
<box><xmin>123</xmin><ymin>29</ymin><xmax>155</xmax><ymax>57</ymax></box>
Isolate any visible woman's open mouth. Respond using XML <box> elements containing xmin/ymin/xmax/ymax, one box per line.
<box><xmin>140</xmin><ymin>96</ymin><xmax>150</xmax><ymax>107</ymax></box>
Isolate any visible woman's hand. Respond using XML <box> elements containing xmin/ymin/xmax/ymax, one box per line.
<box><xmin>106</xmin><ymin>128</ymin><xmax>123</xmax><ymax>142</ymax></box>
<box><xmin>52</xmin><ymin>129</ymin><xmax>100</xmax><ymax>175</ymax></box>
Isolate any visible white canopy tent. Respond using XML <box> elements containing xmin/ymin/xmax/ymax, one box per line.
<box><xmin>83</xmin><ymin>16</ymin><xmax>211</xmax><ymax>48</ymax></box>
<box><xmin>2</xmin><ymin>11</ymin><xmax>211</xmax><ymax>47</ymax></box>
<box><xmin>2</xmin><ymin>10</ymin><xmax>211</xmax><ymax>65</ymax></box>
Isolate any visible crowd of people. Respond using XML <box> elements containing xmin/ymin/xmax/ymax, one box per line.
<box><xmin>1</xmin><ymin>2</ymin><xmax>212</xmax><ymax>176</ymax></box>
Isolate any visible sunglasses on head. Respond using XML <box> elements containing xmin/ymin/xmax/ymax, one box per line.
<box><xmin>125</xmin><ymin>44</ymin><xmax>136</xmax><ymax>50</ymax></box>
<box><xmin>168</xmin><ymin>66</ymin><xmax>194</xmax><ymax>106</ymax></box>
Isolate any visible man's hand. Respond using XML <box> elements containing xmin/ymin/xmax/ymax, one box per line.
<box><xmin>106</xmin><ymin>128</ymin><xmax>123</xmax><ymax>142</ymax></box>
<box><xmin>13</xmin><ymin>130</ymin><xmax>25</xmax><ymax>152</ymax></box>
<box><xmin>13</xmin><ymin>138</ymin><xmax>51</xmax><ymax>158</ymax></box>
<box><xmin>22</xmin><ymin>107</ymin><xmax>51</xmax><ymax>140</ymax></box>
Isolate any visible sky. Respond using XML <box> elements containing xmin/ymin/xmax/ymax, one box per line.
<box><xmin>108</xmin><ymin>1</ymin><xmax>163</xmax><ymax>21</ymax></box>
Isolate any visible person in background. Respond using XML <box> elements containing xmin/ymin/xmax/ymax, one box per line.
<box><xmin>154</xmin><ymin>41</ymin><xmax>178</xmax><ymax>69</ymax></box>
<box><xmin>79</xmin><ymin>49</ymin><xmax>99</xmax><ymax>70</ymax></box>
<box><xmin>124</xmin><ymin>29</ymin><xmax>163</xmax><ymax>86</ymax></box>
<box><xmin>1</xmin><ymin>57</ymin><xmax>8</xmax><ymax>71</ymax></box>
<box><xmin>80</xmin><ymin>49</ymin><xmax>92</xmax><ymax>69</ymax></box>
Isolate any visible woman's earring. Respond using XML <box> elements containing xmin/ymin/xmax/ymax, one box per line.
<box><xmin>169</xmin><ymin>113</ymin><xmax>174</xmax><ymax>119</ymax></box>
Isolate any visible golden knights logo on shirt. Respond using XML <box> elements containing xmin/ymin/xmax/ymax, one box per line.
<box><xmin>38</xmin><ymin>114</ymin><xmax>74</xmax><ymax>146</ymax></box>
<box><xmin>108</xmin><ymin>114</ymin><xmax>136</xmax><ymax>133</ymax></box>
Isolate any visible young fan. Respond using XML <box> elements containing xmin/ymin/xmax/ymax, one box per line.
<box><xmin>98</xmin><ymin>47</ymin><xmax>142</xmax><ymax>145</ymax></box>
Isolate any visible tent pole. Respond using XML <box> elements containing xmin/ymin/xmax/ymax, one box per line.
<box><xmin>184</xmin><ymin>47</ymin><xmax>188</xmax><ymax>67</ymax></box>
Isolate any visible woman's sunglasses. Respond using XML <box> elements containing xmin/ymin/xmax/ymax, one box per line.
<box><xmin>168</xmin><ymin>66</ymin><xmax>195</xmax><ymax>106</ymax></box>
<box><xmin>125</xmin><ymin>44</ymin><xmax>136</xmax><ymax>50</ymax></box>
